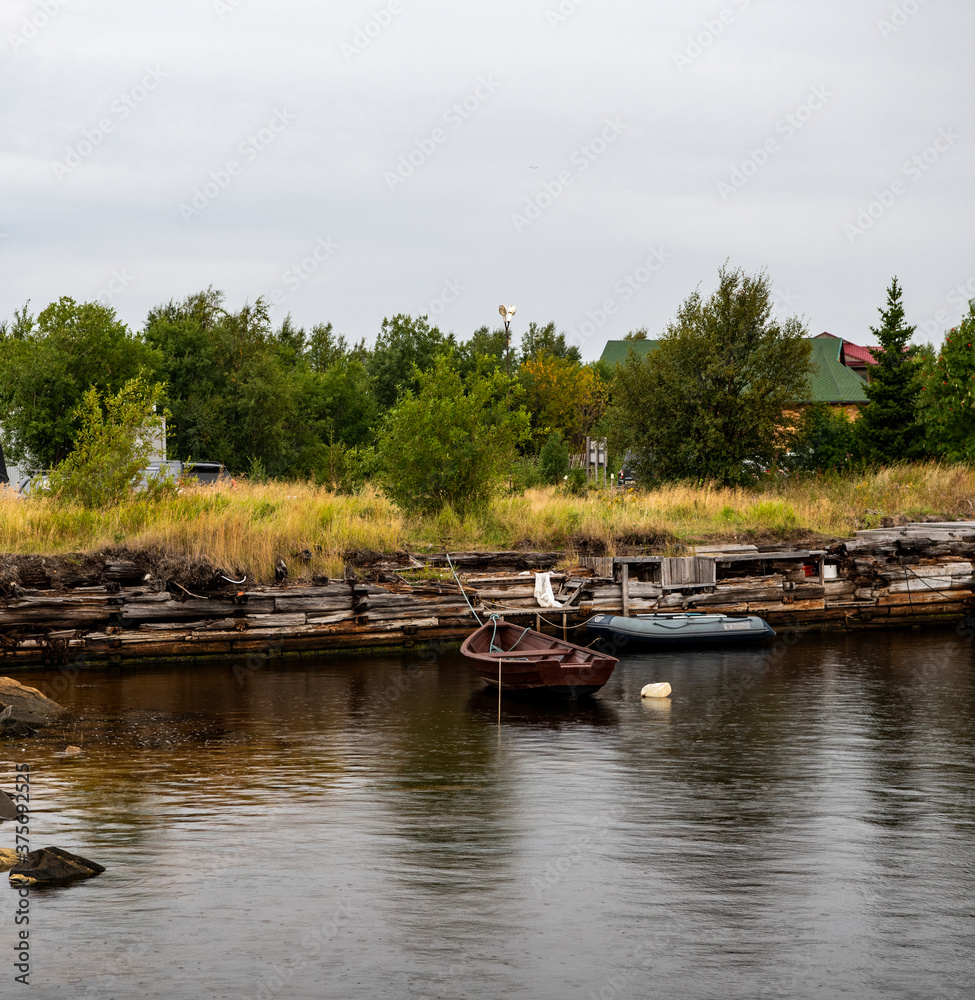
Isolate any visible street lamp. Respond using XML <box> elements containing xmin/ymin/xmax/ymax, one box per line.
<box><xmin>499</xmin><ymin>304</ymin><xmax>516</xmax><ymax>383</ymax></box>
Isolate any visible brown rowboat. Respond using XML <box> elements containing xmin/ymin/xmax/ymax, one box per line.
<box><xmin>460</xmin><ymin>619</ymin><xmax>618</xmax><ymax>697</ymax></box>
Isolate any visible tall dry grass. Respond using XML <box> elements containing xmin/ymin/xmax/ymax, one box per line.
<box><xmin>2</xmin><ymin>463</ymin><xmax>974</xmax><ymax>582</ymax></box>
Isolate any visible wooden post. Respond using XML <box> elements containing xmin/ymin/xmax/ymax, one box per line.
<box><xmin>621</xmin><ymin>562</ymin><xmax>630</xmax><ymax>618</ymax></box>
<box><xmin>536</xmin><ymin>613</ymin><xmax>542</xmax><ymax>634</ymax></box>
<box><xmin>562</xmin><ymin>613</ymin><xmax>567</xmax><ymax>640</ymax></box>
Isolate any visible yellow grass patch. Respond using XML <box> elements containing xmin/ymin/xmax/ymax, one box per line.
<box><xmin>1</xmin><ymin>463</ymin><xmax>973</xmax><ymax>583</ymax></box>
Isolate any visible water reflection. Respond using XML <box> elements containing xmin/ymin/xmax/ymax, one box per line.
<box><xmin>2</xmin><ymin>628</ymin><xmax>973</xmax><ymax>999</ymax></box>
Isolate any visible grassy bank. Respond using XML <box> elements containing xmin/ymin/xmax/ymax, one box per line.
<box><xmin>2</xmin><ymin>463</ymin><xmax>973</xmax><ymax>582</ymax></box>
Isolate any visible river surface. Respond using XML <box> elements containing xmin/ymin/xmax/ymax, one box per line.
<box><xmin>2</xmin><ymin>628</ymin><xmax>974</xmax><ymax>999</ymax></box>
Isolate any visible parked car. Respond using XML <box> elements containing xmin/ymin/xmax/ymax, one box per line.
<box><xmin>14</xmin><ymin>473</ymin><xmax>50</xmax><ymax>496</ymax></box>
<box><xmin>141</xmin><ymin>460</ymin><xmax>234</xmax><ymax>489</ymax></box>
<box><xmin>183</xmin><ymin>462</ymin><xmax>235</xmax><ymax>487</ymax></box>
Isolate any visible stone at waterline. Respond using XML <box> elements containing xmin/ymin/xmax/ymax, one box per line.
<box><xmin>9</xmin><ymin>847</ymin><xmax>105</xmax><ymax>886</ymax></box>
<box><xmin>0</xmin><ymin>717</ymin><xmax>36</xmax><ymax>739</ymax></box>
<box><xmin>0</xmin><ymin>788</ymin><xmax>17</xmax><ymax>820</ymax></box>
<box><xmin>0</xmin><ymin>849</ymin><xmax>18</xmax><ymax>872</ymax></box>
<box><xmin>0</xmin><ymin>676</ymin><xmax>67</xmax><ymax>727</ymax></box>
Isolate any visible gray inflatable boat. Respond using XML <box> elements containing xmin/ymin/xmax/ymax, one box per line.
<box><xmin>586</xmin><ymin>612</ymin><xmax>775</xmax><ymax>650</ymax></box>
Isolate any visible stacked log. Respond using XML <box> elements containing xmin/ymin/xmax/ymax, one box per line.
<box><xmin>0</xmin><ymin>530</ymin><xmax>973</xmax><ymax>666</ymax></box>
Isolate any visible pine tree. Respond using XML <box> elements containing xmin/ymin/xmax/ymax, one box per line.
<box><xmin>855</xmin><ymin>277</ymin><xmax>922</xmax><ymax>463</ymax></box>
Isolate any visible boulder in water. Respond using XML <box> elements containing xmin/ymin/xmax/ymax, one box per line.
<box><xmin>0</xmin><ymin>676</ymin><xmax>67</xmax><ymax>728</ymax></box>
<box><xmin>0</xmin><ymin>788</ymin><xmax>17</xmax><ymax>820</ymax></box>
<box><xmin>8</xmin><ymin>847</ymin><xmax>105</xmax><ymax>886</ymax></box>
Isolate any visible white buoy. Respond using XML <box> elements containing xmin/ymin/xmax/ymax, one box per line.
<box><xmin>640</xmin><ymin>682</ymin><xmax>672</xmax><ymax>699</ymax></box>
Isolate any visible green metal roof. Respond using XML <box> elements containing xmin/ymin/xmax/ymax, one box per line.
<box><xmin>598</xmin><ymin>338</ymin><xmax>869</xmax><ymax>404</ymax></box>
<box><xmin>803</xmin><ymin>337</ymin><xmax>869</xmax><ymax>403</ymax></box>
<box><xmin>598</xmin><ymin>340</ymin><xmax>660</xmax><ymax>366</ymax></box>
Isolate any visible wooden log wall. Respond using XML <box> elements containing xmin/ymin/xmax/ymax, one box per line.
<box><xmin>0</xmin><ymin>526</ymin><xmax>973</xmax><ymax>668</ymax></box>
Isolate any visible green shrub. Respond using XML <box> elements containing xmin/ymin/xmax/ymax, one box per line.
<box><xmin>538</xmin><ymin>432</ymin><xmax>570</xmax><ymax>485</ymax></box>
<box><xmin>45</xmin><ymin>377</ymin><xmax>174</xmax><ymax>509</ymax></box>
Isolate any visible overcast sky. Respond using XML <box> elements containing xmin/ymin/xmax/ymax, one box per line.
<box><xmin>2</xmin><ymin>0</ymin><xmax>972</xmax><ymax>359</ymax></box>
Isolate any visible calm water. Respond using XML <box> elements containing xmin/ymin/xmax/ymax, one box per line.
<box><xmin>2</xmin><ymin>628</ymin><xmax>974</xmax><ymax>999</ymax></box>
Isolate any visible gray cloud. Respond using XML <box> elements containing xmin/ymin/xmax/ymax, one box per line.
<box><xmin>1</xmin><ymin>0</ymin><xmax>972</xmax><ymax>357</ymax></box>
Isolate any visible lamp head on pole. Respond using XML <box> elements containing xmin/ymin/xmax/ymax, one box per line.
<box><xmin>499</xmin><ymin>304</ymin><xmax>517</xmax><ymax>324</ymax></box>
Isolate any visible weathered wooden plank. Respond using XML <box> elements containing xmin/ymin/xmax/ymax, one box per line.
<box><xmin>690</xmin><ymin>586</ymin><xmax>784</xmax><ymax>605</ymax></box>
<box><xmin>0</xmin><ymin>604</ymin><xmax>114</xmax><ymax>626</ymax></box>
<box><xmin>745</xmin><ymin>599</ymin><xmax>826</xmax><ymax>612</ymax></box>
<box><xmin>660</xmin><ymin>556</ymin><xmax>716</xmax><ymax>589</ymax></box>
<box><xmin>883</xmin><ymin>563</ymin><xmax>973</xmax><ymax>581</ymax></box>
<box><xmin>877</xmin><ymin>590</ymin><xmax>974</xmax><ymax>606</ymax></box>
<box><xmin>363</xmin><ymin>605</ymin><xmax>473</xmax><ymax>621</ymax></box>
<box><xmin>306</xmin><ymin>611</ymin><xmax>358</xmax><ymax>625</ymax></box>
<box><xmin>579</xmin><ymin>556</ymin><xmax>614</xmax><ymax>577</ymax></box>
<box><xmin>241</xmin><ymin>597</ymin><xmax>275</xmax><ymax>614</ymax></box>
<box><xmin>887</xmin><ymin>601</ymin><xmax>969</xmax><ymax>617</ymax></box>
<box><xmin>274</xmin><ymin>596</ymin><xmax>355</xmax><ymax>613</ymax></box>
<box><xmin>244</xmin><ymin>585</ymin><xmax>345</xmax><ymax>599</ymax></box>
<box><xmin>465</xmin><ymin>574</ymin><xmax>565</xmax><ymax>585</ymax></box>
<box><xmin>120</xmin><ymin>601</ymin><xmax>240</xmax><ymax>621</ymax></box>
<box><xmin>886</xmin><ymin>577</ymin><xmax>971</xmax><ymax>594</ymax></box>
<box><xmin>471</xmin><ymin>587</ymin><xmax>537</xmax><ymax>600</ymax></box>
<box><xmin>244</xmin><ymin>613</ymin><xmax>307</xmax><ymax>627</ymax></box>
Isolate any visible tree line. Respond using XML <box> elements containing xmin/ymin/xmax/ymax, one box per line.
<box><xmin>0</xmin><ymin>287</ymin><xmax>611</xmax><ymax>505</ymax></box>
<box><xmin>1</xmin><ymin>268</ymin><xmax>972</xmax><ymax>514</ymax></box>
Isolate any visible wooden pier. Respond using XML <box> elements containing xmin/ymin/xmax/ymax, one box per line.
<box><xmin>1</xmin><ymin>523</ymin><xmax>974</xmax><ymax>668</ymax></box>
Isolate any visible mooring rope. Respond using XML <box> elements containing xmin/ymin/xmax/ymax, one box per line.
<box><xmin>445</xmin><ymin>551</ymin><xmax>482</xmax><ymax>626</ymax></box>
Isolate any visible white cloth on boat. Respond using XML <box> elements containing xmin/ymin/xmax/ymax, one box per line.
<box><xmin>534</xmin><ymin>572</ymin><xmax>562</xmax><ymax>609</ymax></box>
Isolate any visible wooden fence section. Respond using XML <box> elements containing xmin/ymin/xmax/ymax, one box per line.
<box><xmin>0</xmin><ymin>527</ymin><xmax>974</xmax><ymax>667</ymax></box>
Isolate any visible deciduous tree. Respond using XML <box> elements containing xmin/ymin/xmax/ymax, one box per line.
<box><xmin>46</xmin><ymin>376</ymin><xmax>172</xmax><ymax>507</ymax></box>
<box><xmin>376</xmin><ymin>355</ymin><xmax>529</xmax><ymax>516</ymax></box>
<box><xmin>520</xmin><ymin>354</ymin><xmax>608</xmax><ymax>450</ymax></box>
<box><xmin>607</xmin><ymin>265</ymin><xmax>812</xmax><ymax>484</ymax></box>
<box><xmin>917</xmin><ymin>299</ymin><xmax>975</xmax><ymax>462</ymax></box>
<box><xmin>0</xmin><ymin>298</ymin><xmax>159</xmax><ymax>468</ymax></box>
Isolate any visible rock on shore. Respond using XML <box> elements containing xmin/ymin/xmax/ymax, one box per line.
<box><xmin>0</xmin><ymin>676</ymin><xmax>67</xmax><ymax>733</ymax></box>
<box><xmin>8</xmin><ymin>847</ymin><xmax>105</xmax><ymax>886</ymax></box>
